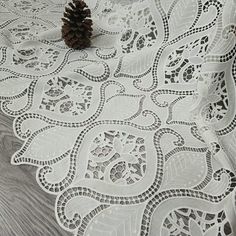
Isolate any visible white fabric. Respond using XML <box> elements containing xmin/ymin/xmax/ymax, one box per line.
<box><xmin>0</xmin><ymin>0</ymin><xmax>236</xmax><ymax>235</ymax></box>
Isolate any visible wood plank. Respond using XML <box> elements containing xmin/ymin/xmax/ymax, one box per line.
<box><xmin>0</xmin><ymin>112</ymin><xmax>72</xmax><ymax>236</ymax></box>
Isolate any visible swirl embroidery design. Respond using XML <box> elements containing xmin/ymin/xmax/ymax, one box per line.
<box><xmin>0</xmin><ymin>0</ymin><xmax>236</xmax><ymax>236</ymax></box>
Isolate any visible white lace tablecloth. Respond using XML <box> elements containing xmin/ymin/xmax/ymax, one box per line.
<box><xmin>0</xmin><ymin>0</ymin><xmax>236</xmax><ymax>235</ymax></box>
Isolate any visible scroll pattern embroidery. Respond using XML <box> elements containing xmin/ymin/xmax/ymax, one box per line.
<box><xmin>0</xmin><ymin>0</ymin><xmax>235</xmax><ymax>236</ymax></box>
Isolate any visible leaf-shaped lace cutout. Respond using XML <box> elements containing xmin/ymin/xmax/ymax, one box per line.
<box><xmin>113</xmin><ymin>137</ymin><xmax>123</xmax><ymax>153</ymax></box>
<box><xmin>121</xmin><ymin>153</ymin><xmax>137</xmax><ymax>163</ymax></box>
<box><xmin>204</xmin><ymin>225</ymin><xmax>219</xmax><ymax>236</ymax></box>
<box><xmin>168</xmin><ymin>0</ymin><xmax>198</xmax><ymax>39</ymax></box>
<box><xmin>189</xmin><ymin>219</ymin><xmax>204</xmax><ymax>236</ymax></box>
<box><xmin>189</xmin><ymin>56</ymin><xmax>204</xmax><ymax>65</ymax></box>
<box><xmin>122</xmin><ymin>143</ymin><xmax>135</xmax><ymax>153</ymax></box>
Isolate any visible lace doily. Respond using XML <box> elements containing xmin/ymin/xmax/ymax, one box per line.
<box><xmin>0</xmin><ymin>0</ymin><xmax>236</xmax><ymax>235</ymax></box>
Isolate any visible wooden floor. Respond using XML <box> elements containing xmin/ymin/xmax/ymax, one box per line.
<box><xmin>0</xmin><ymin>111</ymin><xmax>72</xmax><ymax>236</ymax></box>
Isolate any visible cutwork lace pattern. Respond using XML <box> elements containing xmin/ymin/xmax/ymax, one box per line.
<box><xmin>0</xmin><ymin>0</ymin><xmax>236</xmax><ymax>235</ymax></box>
<box><xmin>85</xmin><ymin>130</ymin><xmax>147</xmax><ymax>185</ymax></box>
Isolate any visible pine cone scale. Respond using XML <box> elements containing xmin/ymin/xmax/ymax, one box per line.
<box><xmin>68</xmin><ymin>2</ymin><xmax>76</xmax><ymax>9</ymax></box>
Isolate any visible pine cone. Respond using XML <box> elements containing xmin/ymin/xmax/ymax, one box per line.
<box><xmin>61</xmin><ymin>0</ymin><xmax>93</xmax><ymax>49</ymax></box>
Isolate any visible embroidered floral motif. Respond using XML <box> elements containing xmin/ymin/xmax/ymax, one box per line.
<box><xmin>85</xmin><ymin>130</ymin><xmax>146</xmax><ymax>185</ymax></box>
<box><xmin>11</xmin><ymin>0</ymin><xmax>49</xmax><ymax>14</ymax></box>
<box><xmin>120</xmin><ymin>6</ymin><xmax>158</xmax><ymax>53</ymax></box>
<box><xmin>201</xmin><ymin>72</ymin><xmax>228</xmax><ymax>123</ymax></box>
<box><xmin>12</xmin><ymin>47</ymin><xmax>60</xmax><ymax>71</ymax></box>
<box><xmin>163</xmin><ymin>208</ymin><xmax>232</xmax><ymax>236</ymax></box>
<box><xmin>8</xmin><ymin>21</ymin><xmax>49</xmax><ymax>41</ymax></box>
<box><xmin>165</xmin><ymin>36</ymin><xmax>209</xmax><ymax>83</ymax></box>
<box><xmin>39</xmin><ymin>77</ymin><xmax>93</xmax><ymax>116</ymax></box>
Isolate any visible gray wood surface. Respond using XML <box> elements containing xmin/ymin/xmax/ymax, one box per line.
<box><xmin>0</xmin><ymin>111</ymin><xmax>72</xmax><ymax>236</ymax></box>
